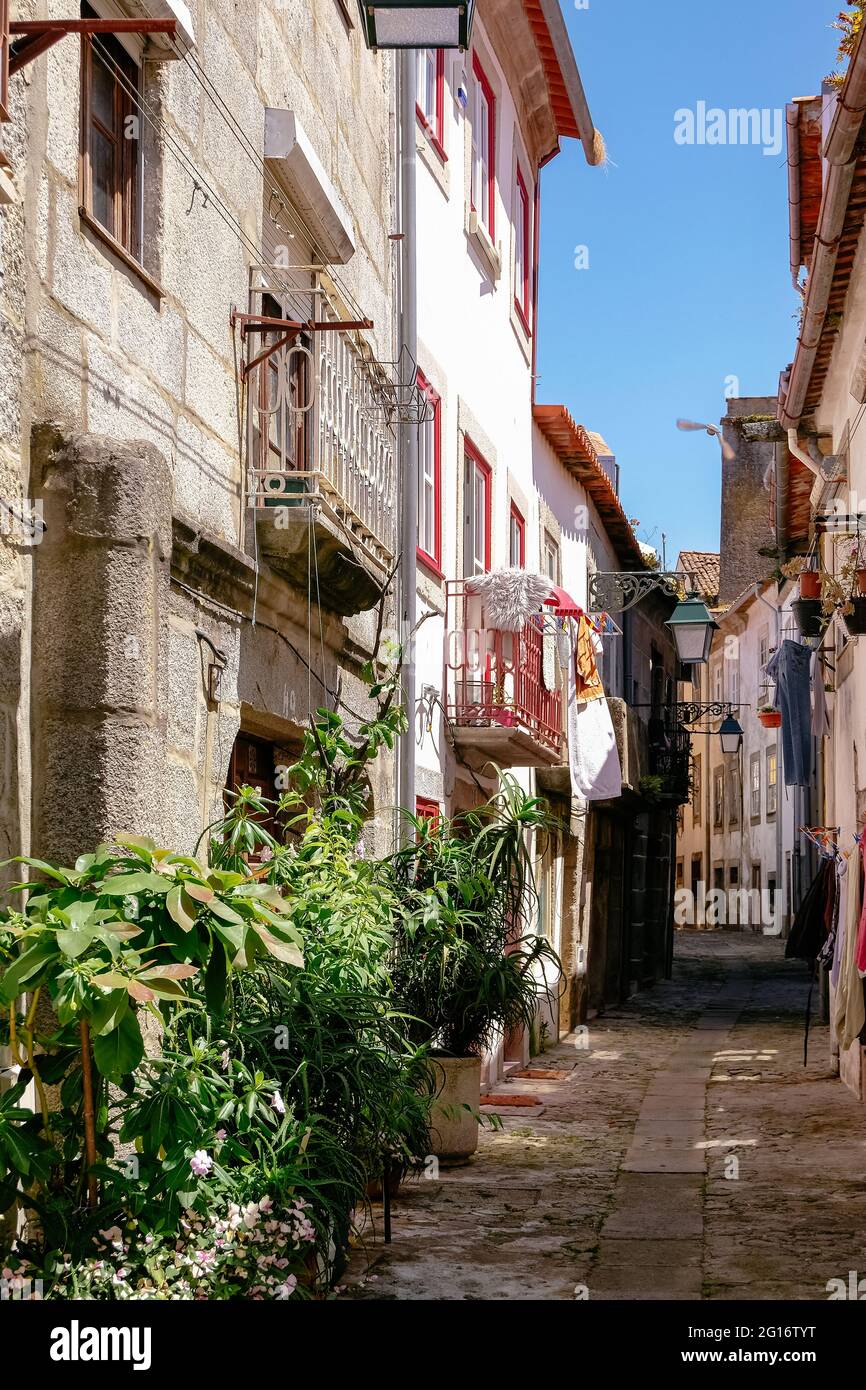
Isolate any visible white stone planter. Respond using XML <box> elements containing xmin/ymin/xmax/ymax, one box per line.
<box><xmin>428</xmin><ymin>1055</ymin><xmax>482</xmax><ymax>1162</ymax></box>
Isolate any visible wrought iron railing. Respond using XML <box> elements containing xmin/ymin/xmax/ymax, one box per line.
<box><xmin>244</xmin><ymin>266</ymin><xmax>422</xmax><ymax>572</ymax></box>
<box><xmin>648</xmin><ymin>717</ymin><xmax>693</xmax><ymax>804</ymax></box>
<box><xmin>445</xmin><ymin>580</ymin><xmax>564</xmax><ymax>757</ymax></box>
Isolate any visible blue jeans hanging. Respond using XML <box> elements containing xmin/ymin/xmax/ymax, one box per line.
<box><xmin>766</xmin><ymin>639</ymin><xmax>812</xmax><ymax>786</ymax></box>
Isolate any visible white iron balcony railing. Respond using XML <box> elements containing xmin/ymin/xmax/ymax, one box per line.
<box><xmin>242</xmin><ymin>266</ymin><xmax>416</xmax><ymax>573</ymax></box>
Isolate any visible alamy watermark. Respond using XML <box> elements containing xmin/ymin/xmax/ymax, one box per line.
<box><xmin>674</xmin><ymin>882</ymin><xmax>782</xmax><ymax>935</ymax></box>
<box><xmin>674</xmin><ymin>103</ymin><xmax>784</xmax><ymax>158</ymax></box>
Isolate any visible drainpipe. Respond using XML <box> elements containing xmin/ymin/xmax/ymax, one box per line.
<box><xmin>779</xmin><ymin>34</ymin><xmax>866</xmax><ymax>429</ymax></box>
<box><xmin>787</xmin><ymin>104</ymin><xmax>804</xmax><ymax>295</ymax></box>
<box><xmin>397</xmin><ymin>48</ymin><xmax>418</xmax><ymax>843</ymax></box>
<box><xmin>754</xmin><ymin>567</ymin><xmax>783</xmax><ymax>933</ymax></box>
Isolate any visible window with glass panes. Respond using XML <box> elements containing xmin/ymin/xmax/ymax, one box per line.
<box><xmin>509</xmin><ymin>503</ymin><xmax>525</xmax><ymax>568</ymax></box>
<box><xmin>417</xmin><ymin>47</ymin><xmax>444</xmax><ymax>149</ymax></box>
<box><xmin>766</xmin><ymin>746</ymin><xmax>777</xmax><ymax>815</ymax></box>
<box><xmin>464</xmin><ymin>441</ymin><xmax>490</xmax><ymax>576</ymax></box>
<box><xmin>79</xmin><ymin>4</ymin><xmax>142</xmax><ymax>259</ymax></box>
<box><xmin>750</xmin><ymin>752</ymin><xmax>761</xmax><ymax>819</ymax></box>
<box><xmin>416</xmin><ymin>371</ymin><xmax>441</xmax><ymax>569</ymax></box>
<box><xmin>514</xmin><ymin>166</ymin><xmax>530</xmax><ymax>325</ymax></box>
<box><xmin>470</xmin><ymin>55</ymin><xmax>495</xmax><ymax>237</ymax></box>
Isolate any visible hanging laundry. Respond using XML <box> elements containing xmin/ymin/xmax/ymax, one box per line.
<box><xmin>855</xmin><ymin>838</ymin><xmax>866</xmax><ymax>978</ymax></box>
<box><xmin>765</xmin><ymin>639</ymin><xmax>812</xmax><ymax>786</ymax></box>
<box><xmin>834</xmin><ymin>845</ymin><xmax>865</xmax><ymax>1051</ymax></box>
<box><xmin>556</xmin><ymin>616</ymin><xmax>574</xmax><ymax>671</ymax></box>
<box><xmin>786</xmin><ymin>858</ymin><xmax>834</xmax><ymax>962</ymax></box>
<box><xmin>830</xmin><ymin>856</ymin><xmax>849</xmax><ymax>991</ymax></box>
<box><xmin>575</xmin><ymin>613</ymin><xmax>605</xmax><ymax>702</ymax></box>
<box><xmin>567</xmin><ymin>616</ymin><xmax>622</xmax><ymax>802</ymax></box>
<box><xmin>811</xmin><ymin>650</ymin><xmax>830</xmax><ymax>740</ymax></box>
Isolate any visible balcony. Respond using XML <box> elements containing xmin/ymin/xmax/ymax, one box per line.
<box><xmin>243</xmin><ymin>267</ymin><xmax>419</xmax><ymax>615</ymax></box>
<box><xmin>445</xmin><ymin>580</ymin><xmax>564</xmax><ymax>770</ymax></box>
<box><xmin>647</xmin><ymin>717</ymin><xmax>692</xmax><ymax>805</ymax></box>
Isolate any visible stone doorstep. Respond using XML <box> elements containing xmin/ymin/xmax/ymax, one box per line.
<box><xmin>510</xmin><ymin>1067</ymin><xmax>576</xmax><ymax>1079</ymax></box>
<box><xmin>480</xmin><ymin>1094</ymin><xmax>541</xmax><ymax>1106</ymax></box>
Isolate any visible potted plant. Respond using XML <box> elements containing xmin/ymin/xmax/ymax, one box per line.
<box><xmin>758</xmin><ymin>705</ymin><xmax>782</xmax><ymax>728</ymax></box>
<box><xmin>781</xmin><ymin>554</ymin><xmax>820</xmax><ymax>597</ymax></box>
<box><xmin>389</xmin><ymin>775</ymin><xmax>562</xmax><ymax>1163</ymax></box>
<box><xmin>843</xmin><ymin>596</ymin><xmax>866</xmax><ymax>636</ymax></box>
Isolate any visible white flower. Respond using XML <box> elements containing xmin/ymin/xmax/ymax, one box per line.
<box><xmin>271</xmin><ymin>1091</ymin><xmax>286</xmax><ymax>1116</ymax></box>
<box><xmin>189</xmin><ymin>1149</ymin><xmax>213</xmax><ymax>1178</ymax></box>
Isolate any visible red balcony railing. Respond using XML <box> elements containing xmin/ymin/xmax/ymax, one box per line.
<box><xmin>445</xmin><ymin>580</ymin><xmax>564</xmax><ymax>759</ymax></box>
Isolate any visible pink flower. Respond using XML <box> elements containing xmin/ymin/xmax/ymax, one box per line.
<box><xmin>273</xmin><ymin>1275</ymin><xmax>297</xmax><ymax>1300</ymax></box>
<box><xmin>216</xmin><ymin>1128</ymin><xmax>227</xmax><ymax>1141</ymax></box>
<box><xmin>189</xmin><ymin>1149</ymin><xmax>213</xmax><ymax>1177</ymax></box>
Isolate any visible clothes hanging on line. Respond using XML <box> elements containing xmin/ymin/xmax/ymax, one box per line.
<box><xmin>834</xmin><ymin>843</ymin><xmax>865</xmax><ymax>1052</ymax></box>
<box><xmin>811</xmin><ymin>650</ymin><xmax>830</xmax><ymax>740</ymax></box>
<box><xmin>765</xmin><ymin>639</ymin><xmax>813</xmax><ymax>786</ymax></box>
<box><xmin>567</xmin><ymin>616</ymin><xmax>622</xmax><ymax>802</ymax></box>
<box><xmin>855</xmin><ymin>838</ymin><xmax>866</xmax><ymax>978</ymax></box>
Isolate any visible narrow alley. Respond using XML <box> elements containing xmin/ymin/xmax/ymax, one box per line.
<box><xmin>347</xmin><ymin>932</ymin><xmax>863</xmax><ymax>1302</ymax></box>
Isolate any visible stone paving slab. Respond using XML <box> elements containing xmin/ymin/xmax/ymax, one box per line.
<box><xmin>344</xmin><ymin>932</ymin><xmax>866</xmax><ymax>1301</ymax></box>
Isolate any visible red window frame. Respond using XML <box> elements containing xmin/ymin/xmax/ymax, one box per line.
<box><xmin>416</xmin><ymin>369</ymin><xmax>442</xmax><ymax>575</ymax></box>
<box><xmin>415</xmin><ymin>796</ymin><xmax>441</xmax><ymax>830</ymax></box>
<box><xmin>514</xmin><ymin>165</ymin><xmax>531</xmax><ymax>331</ymax></box>
<box><xmin>416</xmin><ymin>47</ymin><xmax>446</xmax><ymax>158</ymax></box>
<box><xmin>509</xmin><ymin>502</ymin><xmax>526</xmax><ymax>568</ymax></box>
<box><xmin>465</xmin><ymin>436</ymin><xmax>492</xmax><ymax>575</ymax></box>
<box><xmin>471</xmin><ymin>53</ymin><xmax>495</xmax><ymax>240</ymax></box>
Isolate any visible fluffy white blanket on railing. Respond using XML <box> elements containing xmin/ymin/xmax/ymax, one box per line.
<box><xmin>465</xmin><ymin>568</ymin><xmax>555</xmax><ymax>632</ymax></box>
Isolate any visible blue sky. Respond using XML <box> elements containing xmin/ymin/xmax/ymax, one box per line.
<box><xmin>537</xmin><ymin>0</ymin><xmax>841</xmax><ymax>565</ymax></box>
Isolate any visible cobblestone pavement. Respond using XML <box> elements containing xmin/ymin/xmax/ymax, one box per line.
<box><xmin>344</xmin><ymin>930</ymin><xmax>866</xmax><ymax>1301</ymax></box>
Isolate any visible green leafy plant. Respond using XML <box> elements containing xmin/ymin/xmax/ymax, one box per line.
<box><xmin>387</xmin><ymin>773</ymin><xmax>562</xmax><ymax>1057</ymax></box>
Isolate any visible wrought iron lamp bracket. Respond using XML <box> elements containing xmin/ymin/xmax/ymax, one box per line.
<box><xmin>588</xmin><ymin>570</ymin><xmax>693</xmax><ymax>613</ymax></box>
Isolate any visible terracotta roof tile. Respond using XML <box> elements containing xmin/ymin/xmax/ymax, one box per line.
<box><xmin>533</xmin><ymin>404</ymin><xmax>644</xmax><ymax>569</ymax></box>
<box><xmin>676</xmin><ymin>551</ymin><xmax>720</xmax><ymax>602</ymax></box>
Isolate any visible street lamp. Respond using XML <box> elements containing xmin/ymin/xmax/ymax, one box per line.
<box><xmin>356</xmin><ymin>1</ymin><xmax>476</xmax><ymax>48</ymax></box>
<box><xmin>718</xmin><ymin>714</ymin><xmax>744</xmax><ymax>756</ymax></box>
<box><xmin>664</xmin><ymin>594</ymin><xmax>719</xmax><ymax>666</ymax></box>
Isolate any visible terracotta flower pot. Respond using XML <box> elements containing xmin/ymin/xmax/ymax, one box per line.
<box><xmin>799</xmin><ymin>571</ymin><xmax>821</xmax><ymax>600</ymax></box>
<box><xmin>857</xmin><ymin>568</ymin><xmax>866</xmax><ymax>596</ymax></box>
<box><xmin>758</xmin><ymin>709</ymin><xmax>782</xmax><ymax>729</ymax></box>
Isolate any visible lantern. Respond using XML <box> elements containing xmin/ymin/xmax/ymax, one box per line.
<box><xmin>665</xmin><ymin>594</ymin><xmax>718</xmax><ymax>665</ymax></box>
<box><xmin>356</xmin><ymin>1</ymin><xmax>476</xmax><ymax>49</ymax></box>
<box><xmin>718</xmin><ymin>715</ymin><xmax>744</xmax><ymax>756</ymax></box>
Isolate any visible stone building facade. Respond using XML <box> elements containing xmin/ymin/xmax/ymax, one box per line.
<box><xmin>0</xmin><ymin>0</ymin><xmax>403</xmax><ymax>870</ymax></box>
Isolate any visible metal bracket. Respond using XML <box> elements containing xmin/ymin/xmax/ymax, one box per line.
<box><xmin>588</xmin><ymin>570</ymin><xmax>691</xmax><ymax>613</ymax></box>
<box><xmin>9</xmin><ymin>18</ymin><xmax>176</xmax><ymax>76</ymax></box>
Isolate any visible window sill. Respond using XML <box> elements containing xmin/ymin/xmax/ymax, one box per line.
<box><xmin>417</xmin><ymin>122</ymin><xmax>450</xmax><ymax>199</ymax></box>
<box><xmin>509</xmin><ymin>296</ymin><xmax>532</xmax><ymax>366</ymax></box>
<box><xmin>466</xmin><ymin>213</ymin><xmax>501</xmax><ymax>283</ymax></box>
<box><xmin>416</xmin><ymin>108</ymin><xmax>447</xmax><ymax>162</ymax></box>
<box><xmin>417</xmin><ymin>548</ymin><xmax>445</xmax><ymax>582</ymax></box>
<box><xmin>79</xmin><ymin>207</ymin><xmax>165</xmax><ymax>299</ymax></box>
